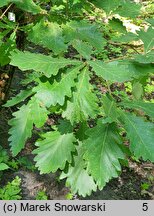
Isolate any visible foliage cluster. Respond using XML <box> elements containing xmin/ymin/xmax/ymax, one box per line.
<box><xmin>0</xmin><ymin>176</ymin><xmax>21</xmax><ymax>200</ymax></box>
<box><xmin>0</xmin><ymin>0</ymin><xmax>154</xmax><ymax>197</ymax></box>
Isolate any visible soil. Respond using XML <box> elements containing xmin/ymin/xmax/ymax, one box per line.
<box><xmin>82</xmin><ymin>166</ymin><xmax>154</xmax><ymax>200</ymax></box>
<box><xmin>1</xmin><ymin>160</ymin><xmax>153</xmax><ymax>200</ymax></box>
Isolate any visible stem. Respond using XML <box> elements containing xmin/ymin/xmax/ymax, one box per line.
<box><xmin>80</xmin><ymin>55</ymin><xmax>83</xmax><ymax>61</ymax></box>
<box><xmin>65</xmin><ymin>0</ymin><xmax>69</xmax><ymax>19</ymax></box>
<box><xmin>109</xmin><ymin>41</ymin><xmax>143</xmax><ymax>48</ymax></box>
<box><xmin>106</xmin><ymin>56</ymin><xmax>127</xmax><ymax>63</ymax></box>
<box><xmin>0</xmin><ymin>3</ymin><xmax>13</xmax><ymax>20</ymax></box>
<box><xmin>3</xmin><ymin>66</ymin><xmax>16</xmax><ymax>103</ymax></box>
<box><xmin>106</xmin><ymin>81</ymin><xmax>112</xmax><ymax>95</ymax></box>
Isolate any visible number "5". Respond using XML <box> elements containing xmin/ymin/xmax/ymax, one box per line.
<box><xmin>142</xmin><ymin>203</ymin><xmax>148</xmax><ymax>211</ymax></box>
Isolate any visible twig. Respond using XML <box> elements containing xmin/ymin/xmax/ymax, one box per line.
<box><xmin>65</xmin><ymin>0</ymin><xmax>69</xmax><ymax>19</ymax></box>
<box><xmin>3</xmin><ymin>66</ymin><xmax>16</xmax><ymax>103</ymax></box>
<box><xmin>106</xmin><ymin>80</ymin><xmax>112</xmax><ymax>95</ymax></box>
<box><xmin>109</xmin><ymin>41</ymin><xmax>143</xmax><ymax>48</ymax></box>
<box><xmin>106</xmin><ymin>56</ymin><xmax>129</xmax><ymax>63</ymax></box>
<box><xmin>130</xmin><ymin>46</ymin><xmax>140</xmax><ymax>54</ymax></box>
<box><xmin>0</xmin><ymin>3</ymin><xmax>13</xmax><ymax>20</ymax></box>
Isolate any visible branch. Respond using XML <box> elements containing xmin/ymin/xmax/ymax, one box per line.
<box><xmin>0</xmin><ymin>3</ymin><xmax>13</xmax><ymax>20</ymax></box>
<box><xmin>109</xmin><ymin>40</ymin><xmax>143</xmax><ymax>48</ymax></box>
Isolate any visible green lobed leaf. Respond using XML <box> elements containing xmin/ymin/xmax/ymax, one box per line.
<box><xmin>146</xmin><ymin>18</ymin><xmax>154</xmax><ymax>27</ymax></box>
<box><xmin>8</xmin><ymin>105</ymin><xmax>33</xmax><ymax>156</ymax></box>
<box><xmin>92</xmin><ymin>0</ymin><xmax>120</xmax><ymax>14</ymax></box>
<box><xmin>0</xmin><ymin>146</ymin><xmax>9</xmax><ymax>164</ymax></box>
<box><xmin>89</xmin><ymin>60</ymin><xmax>133</xmax><ymax>82</ymax></box>
<box><xmin>0</xmin><ymin>0</ymin><xmax>10</xmax><ymax>7</ymax></box>
<box><xmin>102</xmin><ymin>95</ymin><xmax>119</xmax><ymax>122</ymax></box>
<box><xmin>76</xmin><ymin>122</ymin><xmax>89</xmax><ymax>141</ymax></box>
<box><xmin>114</xmin><ymin>1</ymin><xmax>141</xmax><ymax>18</ymax></box>
<box><xmin>112</xmin><ymin>32</ymin><xmax>138</xmax><ymax>43</ymax></box>
<box><xmin>0</xmin><ymin>30</ymin><xmax>11</xmax><ymax>44</ymax></box>
<box><xmin>127</xmin><ymin>61</ymin><xmax>154</xmax><ymax>77</ymax></box>
<box><xmin>72</xmin><ymin>39</ymin><xmax>92</xmax><ymax>60</ymax></box>
<box><xmin>10</xmin><ymin>50</ymin><xmax>80</xmax><ymax>78</ymax></box>
<box><xmin>0</xmin><ymin>20</ymin><xmax>16</xmax><ymax>31</ymax></box>
<box><xmin>33</xmin><ymin>66</ymin><xmax>82</xmax><ymax>107</ymax></box>
<box><xmin>132</xmin><ymin>82</ymin><xmax>144</xmax><ymax>100</ymax></box>
<box><xmin>63</xmin><ymin>67</ymin><xmax>99</xmax><ymax>124</ymax></box>
<box><xmin>138</xmin><ymin>27</ymin><xmax>154</xmax><ymax>53</ymax></box>
<box><xmin>60</xmin><ymin>144</ymin><xmax>97</xmax><ymax>197</ymax></box>
<box><xmin>84</xmin><ymin>120</ymin><xmax>125</xmax><ymax>189</ymax></box>
<box><xmin>28</xmin><ymin>20</ymin><xmax>67</xmax><ymax>54</ymax></box>
<box><xmin>92</xmin><ymin>0</ymin><xmax>141</xmax><ymax>17</ymax></box>
<box><xmin>33</xmin><ymin>131</ymin><xmax>76</xmax><ymax>174</ymax></box>
<box><xmin>0</xmin><ymin>163</ymin><xmax>9</xmax><ymax>171</ymax></box>
<box><xmin>28</xmin><ymin>97</ymin><xmax>49</xmax><ymax>128</ymax></box>
<box><xmin>8</xmin><ymin>97</ymin><xmax>48</xmax><ymax>156</ymax></box>
<box><xmin>120</xmin><ymin>100</ymin><xmax>154</xmax><ymax>119</ymax></box>
<box><xmin>119</xmin><ymin>111</ymin><xmax>154</xmax><ymax>162</ymax></box>
<box><xmin>0</xmin><ymin>0</ymin><xmax>43</xmax><ymax>14</ymax></box>
<box><xmin>4</xmin><ymin>89</ymin><xmax>33</xmax><ymax>107</ymax></box>
<box><xmin>0</xmin><ymin>33</ymin><xmax>16</xmax><ymax>66</ymax></box>
<box><xmin>89</xmin><ymin>60</ymin><xmax>154</xmax><ymax>82</ymax></box>
<box><xmin>57</xmin><ymin>119</ymin><xmax>73</xmax><ymax>134</ymax></box>
<box><xmin>21</xmin><ymin>71</ymin><xmax>42</xmax><ymax>85</ymax></box>
<box><xmin>63</xmin><ymin>21</ymin><xmax>106</xmax><ymax>50</ymax></box>
<box><xmin>108</xmin><ymin>18</ymin><xmax>127</xmax><ymax>33</ymax></box>
<box><xmin>133</xmin><ymin>51</ymin><xmax>154</xmax><ymax>64</ymax></box>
